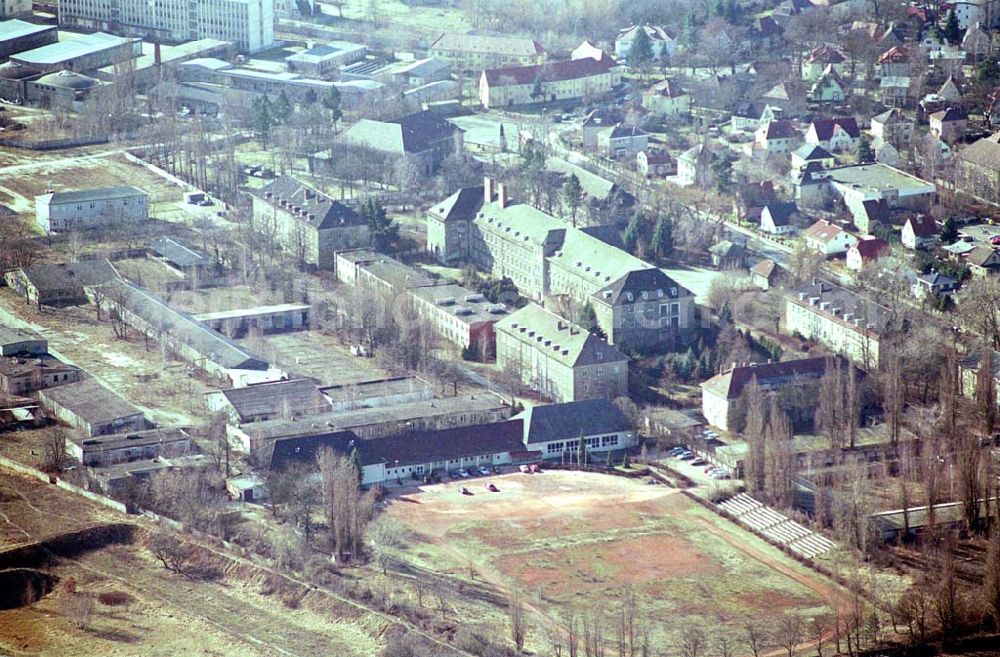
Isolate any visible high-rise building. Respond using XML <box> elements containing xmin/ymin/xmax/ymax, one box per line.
<box><xmin>0</xmin><ymin>0</ymin><xmax>31</xmax><ymax>18</ymax></box>
<box><xmin>58</xmin><ymin>0</ymin><xmax>274</xmax><ymax>53</ymax></box>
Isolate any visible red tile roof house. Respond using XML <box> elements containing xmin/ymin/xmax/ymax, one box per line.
<box><xmin>901</xmin><ymin>214</ymin><xmax>938</xmax><ymax>250</ymax></box>
<box><xmin>804</xmin><ymin>219</ymin><xmax>859</xmax><ymax>256</ymax></box>
<box><xmin>846</xmin><ymin>237</ymin><xmax>889</xmax><ymax>271</ymax></box>
<box><xmin>805</xmin><ymin>117</ymin><xmax>860</xmax><ymax>152</ymax></box>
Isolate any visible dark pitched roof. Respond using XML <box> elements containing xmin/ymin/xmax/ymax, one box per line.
<box><xmin>483</xmin><ymin>56</ymin><xmax>614</xmax><ymax>87</ymax></box>
<box><xmin>608</xmin><ymin>123</ymin><xmax>646</xmax><ymax>139</ymax></box>
<box><xmin>44</xmin><ymin>186</ymin><xmax>146</xmax><ymax>205</ymax></box>
<box><xmin>852</xmin><ymin>238</ymin><xmax>889</xmax><ymax>259</ymax></box>
<box><xmin>258</xmin><ymin>429</ymin><xmax>361</xmax><ymax>470</ymax></box>
<box><xmin>645</xmin><ymin>79</ymin><xmax>685</xmax><ymax>98</ymax></box>
<box><xmin>18</xmin><ymin>260</ymin><xmax>119</xmax><ymax>293</ymax></box>
<box><xmin>762</xmin><ymin>202</ymin><xmax>798</xmax><ymax>226</ymax></box>
<box><xmin>810</xmin><ymin>117</ymin><xmax>860</xmax><ymax>140</ymax></box>
<box><xmin>701</xmin><ymin>356</ymin><xmax>849</xmax><ymax>400</ymax></box>
<box><xmin>429</xmin><ymin>186</ymin><xmax>484</xmax><ymax>223</ymax></box>
<box><xmin>360</xmin><ymin>419</ymin><xmax>525</xmax><ymax>467</ymax></box>
<box><xmin>254</xmin><ymin>176</ymin><xmax>365</xmax><ymax>230</ymax></box>
<box><xmin>261</xmin><ymin>420</ymin><xmax>528</xmax><ymax>470</ymax></box>
<box><xmin>794</xmin><ymin>143</ymin><xmax>834</xmax><ymax>160</ymax></box>
<box><xmin>905</xmin><ymin>214</ymin><xmax>937</xmax><ymax>237</ymax></box>
<box><xmin>515</xmin><ymin>399</ymin><xmax>632</xmax><ymax>445</ymax></box>
<box><xmin>390</xmin><ymin>110</ymin><xmax>463</xmax><ymax>153</ymax></box>
<box><xmin>930</xmin><ymin>106</ymin><xmax>967</xmax><ymax>122</ymax></box>
<box><xmin>596</xmin><ymin>268</ymin><xmax>692</xmax><ymax>307</ymax></box>
<box><xmin>860</xmin><ymin>199</ymin><xmax>891</xmax><ymax>225</ymax></box>
<box><xmin>762</xmin><ymin>119</ymin><xmax>797</xmax><ymax>139</ymax></box>
<box><xmin>967</xmin><ymin>245</ymin><xmax>1000</xmax><ymax>268</ymax></box>
<box><xmin>733</xmin><ymin>101</ymin><xmax>769</xmax><ymax>120</ymax></box>
<box><xmin>150</xmin><ymin>236</ymin><xmax>212</xmax><ymax>268</ymax></box>
<box><xmin>215</xmin><ymin>379</ymin><xmax>331</xmax><ymax>422</ymax></box>
<box><xmin>753</xmin><ymin>16</ymin><xmax>782</xmax><ymax>37</ymax></box>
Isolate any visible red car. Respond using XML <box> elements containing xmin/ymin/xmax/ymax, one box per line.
<box><xmin>990</xmin><ymin>235</ymin><xmax>1000</xmax><ymax>245</ymax></box>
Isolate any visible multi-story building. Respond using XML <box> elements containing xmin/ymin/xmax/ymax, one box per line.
<box><xmin>954</xmin><ymin>132</ymin><xmax>1000</xmax><ymax>207</ymax></box>
<box><xmin>250</xmin><ymin>176</ymin><xmax>369</xmax><ymax>270</ymax></box>
<box><xmin>58</xmin><ymin>0</ymin><xmax>274</xmax><ymax>53</ymax></box>
<box><xmin>35</xmin><ymin>186</ymin><xmax>148</xmax><ymax>234</ymax></box>
<box><xmin>784</xmin><ymin>278</ymin><xmax>892</xmax><ymax>370</ymax></box>
<box><xmin>701</xmin><ymin>357</ymin><xmax>848</xmax><ymax>431</ymax></box>
<box><xmin>589</xmin><ymin>269</ymin><xmax>693</xmax><ymax>350</ymax></box>
<box><xmin>431</xmin><ymin>179</ymin><xmax>695</xmax><ymax>349</ymax></box>
<box><xmin>409</xmin><ymin>283</ymin><xmax>507</xmax><ymax>355</ymax></box>
<box><xmin>426</xmin><ymin>185</ymin><xmax>484</xmax><ymax>264</ymax></box>
<box><xmin>0</xmin><ymin>0</ymin><xmax>30</xmax><ymax>18</ymax></box>
<box><xmin>479</xmin><ymin>54</ymin><xmax>620</xmax><ymax>109</ymax></box>
<box><xmin>513</xmin><ymin>397</ymin><xmax>638</xmax><ymax>459</ymax></box>
<box><xmin>641</xmin><ymin>79</ymin><xmax>689</xmax><ymax>117</ymax></box>
<box><xmin>335</xmin><ymin>110</ymin><xmax>464</xmax><ymax>177</ymax></box>
<box><xmin>429</xmin><ymin>33</ymin><xmax>546</xmax><ymax>72</ymax></box>
<box><xmin>496</xmin><ymin>304</ymin><xmax>628</xmax><ymax>403</ymax></box>
<box><xmin>614</xmin><ymin>25</ymin><xmax>677</xmax><ymax>62</ymax></box>
<box><xmin>285</xmin><ymin>41</ymin><xmax>367</xmax><ymax>77</ymax></box>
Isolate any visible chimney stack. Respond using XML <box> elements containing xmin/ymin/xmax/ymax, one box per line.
<box><xmin>154</xmin><ymin>42</ymin><xmax>162</xmax><ymax>66</ymax></box>
<box><xmin>498</xmin><ymin>182</ymin><xmax>509</xmax><ymax>209</ymax></box>
<box><xmin>484</xmin><ymin>177</ymin><xmax>494</xmax><ymax>205</ymax></box>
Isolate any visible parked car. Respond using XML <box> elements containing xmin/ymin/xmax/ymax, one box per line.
<box><xmin>477</xmin><ymin>466</ymin><xmax>491</xmax><ymax>476</ymax></box>
<box><xmin>691</xmin><ymin>458</ymin><xmax>708</xmax><ymax>466</ymax></box>
<box><xmin>519</xmin><ymin>465</ymin><xmax>531</xmax><ymax>473</ymax></box>
<box><xmin>457</xmin><ymin>469</ymin><xmax>470</xmax><ymax>478</ymax></box>
<box><xmin>668</xmin><ymin>447</ymin><xmax>687</xmax><ymax>456</ymax></box>
<box><xmin>530</xmin><ymin>464</ymin><xmax>541</xmax><ymax>473</ymax></box>
<box><xmin>493</xmin><ymin>466</ymin><xmax>502</xmax><ymax>474</ymax></box>
<box><xmin>486</xmin><ymin>483</ymin><xmax>499</xmax><ymax>492</ymax></box>
<box><xmin>679</xmin><ymin>452</ymin><xmax>696</xmax><ymax>461</ymax></box>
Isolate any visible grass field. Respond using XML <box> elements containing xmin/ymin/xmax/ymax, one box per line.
<box><xmin>388</xmin><ymin>471</ymin><xmax>847</xmax><ymax>649</ymax></box>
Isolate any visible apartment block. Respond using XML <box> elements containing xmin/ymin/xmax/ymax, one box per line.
<box><xmin>479</xmin><ymin>53</ymin><xmax>620</xmax><ymax>109</ymax></box>
<box><xmin>35</xmin><ymin>186</ymin><xmax>148</xmax><ymax>233</ymax></box>
<box><xmin>784</xmin><ymin>278</ymin><xmax>892</xmax><ymax>370</ymax></box>
<box><xmin>496</xmin><ymin>304</ymin><xmax>628</xmax><ymax>403</ymax></box>
<box><xmin>440</xmin><ymin>180</ymin><xmax>695</xmax><ymax>350</ymax></box>
<box><xmin>429</xmin><ymin>33</ymin><xmax>546</xmax><ymax>72</ymax></box>
<box><xmin>58</xmin><ymin>0</ymin><xmax>274</xmax><ymax>53</ymax></box>
<box><xmin>251</xmin><ymin>176</ymin><xmax>369</xmax><ymax>270</ymax></box>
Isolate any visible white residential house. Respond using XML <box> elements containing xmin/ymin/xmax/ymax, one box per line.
<box><xmin>614</xmin><ymin>25</ymin><xmax>677</xmax><ymax>62</ymax></box>
<box><xmin>801</xmin><ymin>45</ymin><xmax>846</xmax><ymax>81</ymax></box>
<box><xmin>755</xmin><ymin>119</ymin><xmax>798</xmax><ymax>154</ymax></box>
<box><xmin>805</xmin><ymin>117</ymin><xmax>860</xmax><ymax>152</ymax></box>
<box><xmin>597</xmin><ymin>124</ymin><xmax>648</xmax><ymax>159</ymax></box>
<box><xmin>759</xmin><ymin>202</ymin><xmax>799</xmax><ymax>235</ymax></box>
<box><xmin>803</xmin><ymin>219</ymin><xmax>857</xmax><ymax>256</ymax></box>
<box><xmin>901</xmin><ymin>215</ymin><xmax>939</xmax><ymax>250</ymax></box>
<box><xmin>731</xmin><ymin>102</ymin><xmax>780</xmax><ymax>132</ymax></box>
<box><xmin>35</xmin><ymin>186</ymin><xmax>148</xmax><ymax>233</ymax></box>
<box><xmin>641</xmin><ymin>79</ymin><xmax>690</xmax><ymax>117</ymax></box>
<box><xmin>809</xmin><ymin>65</ymin><xmax>847</xmax><ymax>103</ymax></box>
<box><xmin>870</xmin><ymin>108</ymin><xmax>914</xmax><ymax>145</ymax></box>
<box><xmin>846</xmin><ymin>237</ymin><xmax>889</xmax><ymax>271</ymax></box>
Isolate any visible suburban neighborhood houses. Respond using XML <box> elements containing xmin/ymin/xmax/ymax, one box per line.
<box><xmin>2</xmin><ymin>0</ymin><xmax>1000</xmax><ymax>656</ymax></box>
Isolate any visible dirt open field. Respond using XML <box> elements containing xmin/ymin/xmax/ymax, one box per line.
<box><xmin>388</xmin><ymin>470</ymin><xmax>848</xmax><ymax>649</ymax></box>
<box><xmin>0</xmin><ymin>469</ymin><xmax>397</xmax><ymax>657</ymax></box>
<box><xmin>0</xmin><ymin>291</ymin><xmax>218</xmax><ymax>427</ymax></box>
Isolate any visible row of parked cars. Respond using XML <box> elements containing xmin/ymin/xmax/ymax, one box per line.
<box><xmin>451</xmin><ymin>465</ymin><xmax>500</xmax><ymax>479</ymax></box>
<box><xmin>668</xmin><ymin>446</ymin><xmax>731</xmax><ymax>480</ymax></box>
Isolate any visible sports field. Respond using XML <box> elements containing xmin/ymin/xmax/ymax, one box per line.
<box><xmin>388</xmin><ymin>470</ymin><xmax>847</xmax><ymax>649</ymax></box>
